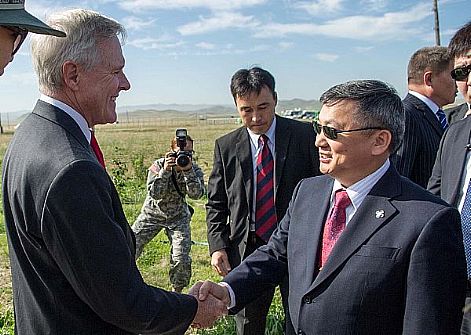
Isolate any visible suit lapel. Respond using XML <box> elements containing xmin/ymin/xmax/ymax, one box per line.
<box><xmin>408</xmin><ymin>94</ymin><xmax>443</xmax><ymax>136</ymax></box>
<box><xmin>450</xmin><ymin>118</ymin><xmax>471</xmax><ymax>203</ymax></box>
<box><xmin>309</xmin><ymin>166</ymin><xmax>400</xmax><ymax>292</ymax></box>
<box><xmin>274</xmin><ymin>116</ymin><xmax>290</xmax><ymax>196</ymax></box>
<box><xmin>303</xmin><ymin>177</ymin><xmax>333</xmax><ymax>288</ymax></box>
<box><xmin>236</xmin><ymin>129</ymin><xmax>254</xmax><ymax>211</ymax></box>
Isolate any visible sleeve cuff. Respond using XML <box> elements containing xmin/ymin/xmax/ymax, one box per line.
<box><xmin>218</xmin><ymin>282</ymin><xmax>235</xmax><ymax>309</ymax></box>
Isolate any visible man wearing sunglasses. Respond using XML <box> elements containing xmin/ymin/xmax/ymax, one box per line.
<box><xmin>194</xmin><ymin>79</ymin><xmax>466</xmax><ymax>334</ymax></box>
<box><xmin>428</xmin><ymin>20</ymin><xmax>471</xmax><ymax>335</ymax></box>
<box><xmin>446</xmin><ymin>23</ymin><xmax>471</xmax><ymax>125</ymax></box>
<box><xmin>0</xmin><ymin>0</ymin><xmax>65</xmax><ymax>76</ymax></box>
<box><xmin>391</xmin><ymin>46</ymin><xmax>456</xmax><ymax>189</ymax></box>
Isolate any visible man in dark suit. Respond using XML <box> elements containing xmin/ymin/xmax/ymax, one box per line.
<box><xmin>391</xmin><ymin>46</ymin><xmax>457</xmax><ymax>188</ymax></box>
<box><xmin>196</xmin><ymin>80</ymin><xmax>467</xmax><ymax>334</ymax></box>
<box><xmin>206</xmin><ymin>67</ymin><xmax>320</xmax><ymax>334</ymax></box>
<box><xmin>428</xmin><ymin>20</ymin><xmax>471</xmax><ymax>335</ymax></box>
<box><xmin>2</xmin><ymin>9</ymin><xmax>225</xmax><ymax>334</ymax></box>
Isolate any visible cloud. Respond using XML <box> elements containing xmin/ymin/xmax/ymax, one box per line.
<box><xmin>195</xmin><ymin>42</ymin><xmax>216</xmax><ymax>49</ymax></box>
<box><xmin>127</xmin><ymin>36</ymin><xmax>185</xmax><ymax>50</ymax></box>
<box><xmin>360</xmin><ymin>0</ymin><xmax>389</xmax><ymax>12</ymax></box>
<box><xmin>254</xmin><ymin>2</ymin><xmax>431</xmax><ymax>41</ymax></box>
<box><xmin>295</xmin><ymin>0</ymin><xmax>344</xmax><ymax>16</ymax></box>
<box><xmin>314</xmin><ymin>53</ymin><xmax>339</xmax><ymax>62</ymax></box>
<box><xmin>178</xmin><ymin>12</ymin><xmax>260</xmax><ymax>35</ymax></box>
<box><xmin>119</xmin><ymin>0</ymin><xmax>267</xmax><ymax>12</ymax></box>
<box><xmin>354</xmin><ymin>46</ymin><xmax>374</xmax><ymax>53</ymax></box>
<box><xmin>279</xmin><ymin>41</ymin><xmax>294</xmax><ymax>50</ymax></box>
<box><xmin>121</xmin><ymin>16</ymin><xmax>156</xmax><ymax>31</ymax></box>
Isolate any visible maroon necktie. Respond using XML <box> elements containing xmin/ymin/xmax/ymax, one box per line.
<box><xmin>90</xmin><ymin>131</ymin><xmax>105</xmax><ymax>168</ymax></box>
<box><xmin>319</xmin><ymin>189</ymin><xmax>351</xmax><ymax>268</ymax></box>
<box><xmin>255</xmin><ymin>134</ymin><xmax>277</xmax><ymax>242</ymax></box>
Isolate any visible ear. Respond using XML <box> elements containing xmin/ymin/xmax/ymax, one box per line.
<box><xmin>424</xmin><ymin>71</ymin><xmax>433</xmax><ymax>87</ymax></box>
<box><xmin>62</xmin><ymin>61</ymin><xmax>80</xmax><ymax>91</ymax></box>
<box><xmin>274</xmin><ymin>91</ymin><xmax>278</xmax><ymax>106</ymax></box>
<box><xmin>371</xmin><ymin>129</ymin><xmax>392</xmax><ymax>156</ymax></box>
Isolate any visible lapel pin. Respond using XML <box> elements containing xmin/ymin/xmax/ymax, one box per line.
<box><xmin>375</xmin><ymin>210</ymin><xmax>385</xmax><ymax>218</ymax></box>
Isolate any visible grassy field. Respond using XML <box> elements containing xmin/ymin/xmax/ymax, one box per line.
<box><xmin>0</xmin><ymin>118</ymin><xmax>285</xmax><ymax>335</ymax></box>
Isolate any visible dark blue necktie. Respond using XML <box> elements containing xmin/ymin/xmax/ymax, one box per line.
<box><xmin>460</xmin><ymin>182</ymin><xmax>471</xmax><ymax>278</ymax></box>
<box><xmin>436</xmin><ymin>109</ymin><xmax>448</xmax><ymax>130</ymax></box>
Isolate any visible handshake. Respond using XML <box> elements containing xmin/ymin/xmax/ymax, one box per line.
<box><xmin>188</xmin><ymin>280</ymin><xmax>231</xmax><ymax>329</ymax></box>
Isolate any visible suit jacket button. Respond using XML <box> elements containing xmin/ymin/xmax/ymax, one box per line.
<box><xmin>297</xmin><ymin>329</ymin><xmax>306</xmax><ymax>335</ymax></box>
<box><xmin>303</xmin><ymin>296</ymin><xmax>312</xmax><ymax>304</ymax></box>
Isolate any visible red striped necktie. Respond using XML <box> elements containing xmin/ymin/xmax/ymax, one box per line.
<box><xmin>90</xmin><ymin>131</ymin><xmax>105</xmax><ymax>168</ymax></box>
<box><xmin>255</xmin><ymin>134</ymin><xmax>277</xmax><ymax>242</ymax></box>
<box><xmin>320</xmin><ymin>189</ymin><xmax>351</xmax><ymax>268</ymax></box>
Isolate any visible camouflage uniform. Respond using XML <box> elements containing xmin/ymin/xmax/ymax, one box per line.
<box><xmin>132</xmin><ymin>158</ymin><xmax>205</xmax><ymax>290</ymax></box>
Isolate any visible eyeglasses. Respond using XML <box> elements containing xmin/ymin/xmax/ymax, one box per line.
<box><xmin>312</xmin><ymin>120</ymin><xmax>383</xmax><ymax>140</ymax></box>
<box><xmin>451</xmin><ymin>64</ymin><xmax>471</xmax><ymax>82</ymax></box>
<box><xmin>2</xmin><ymin>26</ymin><xmax>28</xmax><ymax>56</ymax></box>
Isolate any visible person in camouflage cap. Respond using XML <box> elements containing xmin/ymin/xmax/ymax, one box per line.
<box><xmin>132</xmin><ymin>134</ymin><xmax>205</xmax><ymax>292</ymax></box>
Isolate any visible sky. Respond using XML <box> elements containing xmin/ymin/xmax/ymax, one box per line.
<box><xmin>0</xmin><ymin>0</ymin><xmax>469</xmax><ymax>115</ymax></box>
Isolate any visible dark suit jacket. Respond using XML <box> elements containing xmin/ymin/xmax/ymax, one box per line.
<box><xmin>391</xmin><ymin>93</ymin><xmax>445</xmax><ymax>188</ymax></box>
<box><xmin>224</xmin><ymin>165</ymin><xmax>467</xmax><ymax>335</ymax></box>
<box><xmin>2</xmin><ymin>100</ymin><xmax>197</xmax><ymax>334</ymax></box>
<box><xmin>445</xmin><ymin>103</ymin><xmax>469</xmax><ymax>126</ymax></box>
<box><xmin>428</xmin><ymin>116</ymin><xmax>471</xmax><ymax>206</ymax></box>
<box><xmin>206</xmin><ymin>115</ymin><xmax>320</xmax><ymax>266</ymax></box>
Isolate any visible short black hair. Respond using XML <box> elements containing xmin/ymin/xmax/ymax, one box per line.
<box><xmin>230</xmin><ymin>67</ymin><xmax>276</xmax><ymax>102</ymax></box>
<box><xmin>448</xmin><ymin>21</ymin><xmax>471</xmax><ymax>59</ymax></box>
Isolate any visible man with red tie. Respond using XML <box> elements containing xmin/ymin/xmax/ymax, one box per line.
<box><xmin>198</xmin><ymin>79</ymin><xmax>467</xmax><ymax>334</ymax></box>
<box><xmin>206</xmin><ymin>67</ymin><xmax>320</xmax><ymax>334</ymax></box>
<box><xmin>2</xmin><ymin>8</ymin><xmax>225</xmax><ymax>334</ymax></box>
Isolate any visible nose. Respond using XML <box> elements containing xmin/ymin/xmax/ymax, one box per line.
<box><xmin>120</xmin><ymin>72</ymin><xmax>131</xmax><ymax>91</ymax></box>
<box><xmin>314</xmin><ymin>130</ymin><xmax>327</xmax><ymax>148</ymax></box>
<box><xmin>251</xmin><ymin>110</ymin><xmax>262</xmax><ymax>123</ymax></box>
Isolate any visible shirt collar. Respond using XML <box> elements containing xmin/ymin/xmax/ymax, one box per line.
<box><xmin>39</xmin><ymin>94</ymin><xmax>92</xmax><ymax>143</ymax></box>
<box><xmin>247</xmin><ymin>116</ymin><xmax>277</xmax><ymax>148</ymax></box>
<box><xmin>408</xmin><ymin>90</ymin><xmax>440</xmax><ymax>114</ymax></box>
<box><xmin>331</xmin><ymin>159</ymin><xmax>391</xmax><ymax>210</ymax></box>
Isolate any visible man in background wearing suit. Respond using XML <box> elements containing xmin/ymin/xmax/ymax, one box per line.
<box><xmin>2</xmin><ymin>9</ymin><xmax>225</xmax><ymax>334</ymax></box>
<box><xmin>428</xmin><ymin>20</ymin><xmax>471</xmax><ymax>334</ymax></box>
<box><xmin>391</xmin><ymin>46</ymin><xmax>456</xmax><ymax>188</ymax></box>
<box><xmin>196</xmin><ymin>79</ymin><xmax>467</xmax><ymax>335</ymax></box>
<box><xmin>0</xmin><ymin>0</ymin><xmax>65</xmax><ymax>76</ymax></box>
<box><xmin>206</xmin><ymin>66</ymin><xmax>320</xmax><ymax>334</ymax></box>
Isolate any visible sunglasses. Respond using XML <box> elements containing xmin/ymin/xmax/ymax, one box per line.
<box><xmin>451</xmin><ymin>64</ymin><xmax>471</xmax><ymax>82</ymax></box>
<box><xmin>312</xmin><ymin>120</ymin><xmax>383</xmax><ymax>140</ymax></box>
<box><xmin>2</xmin><ymin>26</ymin><xmax>28</xmax><ymax>56</ymax></box>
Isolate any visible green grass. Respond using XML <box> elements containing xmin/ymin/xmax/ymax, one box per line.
<box><xmin>0</xmin><ymin>119</ymin><xmax>285</xmax><ymax>335</ymax></box>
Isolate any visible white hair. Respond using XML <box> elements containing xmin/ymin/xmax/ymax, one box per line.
<box><xmin>31</xmin><ymin>9</ymin><xmax>126</xmax><ymax>93</ymax></box>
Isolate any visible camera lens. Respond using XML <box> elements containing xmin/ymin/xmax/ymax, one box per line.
<box><xmin>176</xmin><ymin>153</ymin><xmax>190</xmax><ymax>167</ymax></box>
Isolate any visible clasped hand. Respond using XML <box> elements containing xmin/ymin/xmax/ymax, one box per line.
<box><xmin>188</xmin><ymin>280</ymin><xmax>231</xmax><ymax>328</ymax></box>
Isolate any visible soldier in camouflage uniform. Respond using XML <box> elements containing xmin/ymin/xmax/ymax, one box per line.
<box><xmin>132</xmin><ymin>135</ymin><xmax>205</xmax><ymax>292</ymax></box>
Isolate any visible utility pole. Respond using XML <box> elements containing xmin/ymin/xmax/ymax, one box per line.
<box><xmin>433</xmin><ymin>0</ymin><xmax>441</xmax><ymax>46</ymax></box>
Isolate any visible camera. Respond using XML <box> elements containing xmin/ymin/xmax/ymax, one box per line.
<box><xmin>171</xmin><ymin>128</ymin><xmax>192</xmax><ymax>167</ymax></box>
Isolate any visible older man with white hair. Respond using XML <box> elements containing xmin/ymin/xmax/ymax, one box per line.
<box><xmin>2</xmin><ymin>8</ymin><xmax>225</xmax><ymax>334</ymax></box>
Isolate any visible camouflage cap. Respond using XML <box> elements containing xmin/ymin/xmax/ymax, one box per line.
<box><xmin>0</xmin><ymin>0</ymin><xmax>65</xmax><ymax>37</ymax></box>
